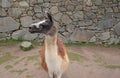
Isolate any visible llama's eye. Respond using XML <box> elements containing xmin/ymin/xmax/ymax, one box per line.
<box><xmin>39</xmin><ymin>25</ymin><xmax>43</xmax><ymax>29</ymax></box>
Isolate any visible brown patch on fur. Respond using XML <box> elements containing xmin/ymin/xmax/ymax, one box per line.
<box><xmin>57</xmin><ymin>38</ymin><xmax>67</xmax><ymax>59</ymax></box>
<box><xmin>57</xmin><ymin>38</ymin><xmax>69</xmax><ymax>71</ymax></box>
<box><xmin>40</xmin><ymin>45</ymin><xmax>48</xmax><ymax>72</ymax></box>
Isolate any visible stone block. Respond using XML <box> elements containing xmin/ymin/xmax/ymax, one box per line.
<box><xmin>23</xmin><ymin>31</ymin><xmax>38</xmax><ymax>40</ymax></box>
<box><xmin>20</xmin><ymin>16</ymin><xmax>33</xmax><ymax>27</ymax></box>
<box><xmin>50</xmin><ymin>0</ymin><xmax>61</xmax><ymax>3</ymax></box>
<box><xmin>19</xmin><ymin>1</ymin><xmax>29</xmax><ymax>7</ymax></box>
<box><xmin>85</xmin><ymin>11</ymin><xmax>96</xmax><ymax>19</ymax></box>
<box><xmin>84</xmin><ymin>0</ymin><xmax>92</xmax><ymax>6</ymax></box>
<box><xmin>61</xmin><ymin>14</ymin><xmax>72</xmax><ymax>24</ymax></box>
<box><xmin>2</xmin><ymin>0</ymin><xmax>11</xmax><ymax>7</ymax></box>
<box><xmin>38</xmin><ymin>0</ymin><xmax>44</xmax><ymax>3</ymax></box>
<box><xmin>0</xmin><ymin>8</ymin><xmax>6</xmax><ymax>16</ymax></box>
<box><xmin>66</xmin><ymin>5</ymin><xmax>75</xmax><ymax>12</ymax></box>
<box><xmin>34</xmin><ymin>5</ymin><xmax>42</xmax><ymax>13</ymax></box>
<box><xmin>114</xmin><ymin>22</ymin><xmax>120</xmax><ymax>36</ymax></box>
<box><xmin>20</xmin><ymin>41</ymin><xmax>33</xmax><ymax>51</ymax></box>
<box><xmin>12</xmin><ymin>29</ymin><xmax>38</xmax><ymax>40</ymax></box>
<box><xmin>66</xmin><ymin>24</ymin><xmax>75</xmax><ymax>33</ymax></box>
<box><xmin>12</xmin><ymin>30</ymin><xmax>26</xmax><ymax>40</ymax></box>
<box><xmin>98</xmin><ymin>19</ymin><xmax>114</xmax><ymax>30</ymax></box>
<box><xmin>0</xmin><ymin>17</ymin><xmax>20</xmax><ymax>32</ymax></box>
<box><xmin>94</xmin><ymin>0</ymin><xmax>102</xmax><ymax>5</ymax></box>
<box><xmin>0</xmin><ymin>33</ymin><xmax>7</xmax><ymax>38</ymax></box>
<box><xmin>73</xmin><ymin>11</ymin><xmax>84</xmax><ymax>20</ymax></box>
<box><xmin>98</xmin><ymin>32</ymin><xmax>110</xmax><ymax>40</ymax></box>
<box><xmin>59</xmin><ymin>6</ymin><xmax>67</xmax><ymax>12</ymax></box>
<box><xmin>29</xmin><ymin>0</ymin><xmax>37</xmax><ymax>6</ymax></box>
<box><xmin>89</xmin><ymin>36</ymin><xmax>96</xmax><ymax>42</ymax></box>
<box><xmin>50</xmin><ymin>6</ymin><xmax>59</xmax><ymax>14</ymax></box>
<box><xmin>53</xmin><ymin>13</ymin><xmax>62</xmax><ymax>21</ymax></box>
<box><xmin>70</xmin><ymin>29</ymin><xmax>94</xmax><ymax>42</ymax></box>
<box><xmin>76</xmin><ymin>5</ymin><xmax>83</xmax><ymax>11</ymax></box>
<box><xmin>8</xmin><ymin>8</ymin><xmax>22</xmax><ymax>18</ymax></box>
<box><xmin>109</xmin><ymin>37</ymin><xmax>120</xmax><ymax>44</ymax></box>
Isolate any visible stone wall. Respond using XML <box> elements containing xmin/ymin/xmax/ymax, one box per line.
<box><xmin>0</xmin><ymin>0</ymin><xmax>120</xmax><ymax>44</ymax></box>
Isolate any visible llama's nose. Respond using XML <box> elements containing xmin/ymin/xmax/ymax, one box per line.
<box><xmin>29</xmin><ymin>27</ymin><xmax>32</xmax><ymax>29</ymax></box>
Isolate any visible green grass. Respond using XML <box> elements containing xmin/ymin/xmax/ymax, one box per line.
<box><xmin>5</xmin><ymin>65</ymin><xmax>13</xmax><ymax>70</ymax></box>
<box><xmin>26</xmin><ymin>75</ymin><xmax>33</xmax><ymax>78</ymax></box>
<box><xmin>11</xmin><ymin>68</ymin><xmax>28</xmax><ymax>75</ymax></box>
<box><xmin>0</xmin><ymin>39</ymin><xmax>43</xmax><ymax>46</ymax></box>
<box><xmin>25</xmin><ymin>55</ymin><xmax>39</xmax><ymax>65</ymax></box>
<box><xmin>93</xmin><ymin>55</ymin><xmax>106</xmax><ymax>65</ymax></box>
<box><xmin>14</xmin><ymin>57</ymin><xmax>26</xmax><ymax>65</ymax></box>
<box><xmin>68</xmin><ymin>52</ymin><xmax>84</xmax><ymax>62</ymax></box>
<box><xmin>0</xmin><ymin>39</ymin><xmax>22</xmax><ymax>46</ymax></box>
<box><xmin>27</xmin><ymin>55</ymin><xmax>39</xmax><ymax>62</ymax></box>
<box><xmin>65</xmin><ymin>42</ymin><xmax>120</xmax><ymax>47</ymax></box>
<box><xmin>0</xmin><ymin>39</ymin><xmax>120</xmax><ymax>47</ymax></box>
<box><xmin>104</xmin><ymin>64</ymin><xmax>120</xmax><ymax>69</ymax></box>
<box><xmin>93</xmin><ymin>55</ymin><xmax>120</xmax><ymax>69</ymax></box>
<box><xmin>65</xmin><ymin>42</ymin><xmax>97</xmax><ymax>46</ymax></box>
<box><xmin>0</xmin><ymin>52</ymin><xmax>18</xmax><ymax>64</ymax></box>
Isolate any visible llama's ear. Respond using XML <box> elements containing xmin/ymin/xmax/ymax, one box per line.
<box><xmin>47</xmin><ymin>13</ymin><xmax>53</xmax><ymax>23</ymax></box>
<box><xmin>45</xmin><ymin>12</ymin><xmax>53</xmax><ymax>26</ymax></box>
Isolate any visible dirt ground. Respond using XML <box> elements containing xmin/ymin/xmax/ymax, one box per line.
<box><xmin>0</xmin><ymin>45</ymin><xmax>120</xmax><ymax>78</ymax></box>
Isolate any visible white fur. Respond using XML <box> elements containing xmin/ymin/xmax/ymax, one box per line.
<box><xmin>31</xmin><ymin>20</ymin><xmax>46</xmax><ymax>28</ymax></box>
<box><xmin>45</xmin><ymin>36</ymin><xmax>63</xmax><ymax>78</ymax></box>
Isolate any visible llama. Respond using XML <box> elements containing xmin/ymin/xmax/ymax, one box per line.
<box><xmin>29</xmin><ymin>12</ymin><xmax>69</xmax><ymax>78</ymax></box>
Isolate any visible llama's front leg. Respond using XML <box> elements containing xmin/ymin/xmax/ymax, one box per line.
<box><xmin>48</xmin><ymin>72</ymin><xmax>62</xmax><ymax>78</ymax></box>
<box><xmin>48</xmin><ymin>72</ymin><xmax>53</xmax><ymax>78</ymax></box>
<box><xmin>57</xmin><ymin>72</ymin><xmax>62</xmax><ymax>78</ymax></box>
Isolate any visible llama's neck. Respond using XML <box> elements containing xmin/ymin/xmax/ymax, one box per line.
<box><xmin>45</xmin><ymin>30</ymin><xmax>58</xmax><ymax>56</ymax></box>
<box><xmin>45</xmin><ymin>36</ymin><xmax>57</xmax><ymax>57</ymax></box>
<box><xmin>45</xmin><ymin>34</ymin><xmax>57</xmax><ymax>46</ymax></box>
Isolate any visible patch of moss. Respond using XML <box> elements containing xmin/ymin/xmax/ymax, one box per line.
<box><xmin>5</xmin><ymin>65</ymin><xmax>13</xmax><ymax>70</ymax></box>
<box><xmin>0</xmin><ymin>52</ymin><xmax>18</xmax><ymax>64</ymax></box>
<box><xmin>20</xmin><ymin>45</ymin><xmax>34</xmax><ymax>51</ymax></box>
<box><xmin>11</xmin><ymin>68</ymin><xmax>28</xmax><ymax>75</ymax></box>
<box><xmin>68</xmin><ymin>52</ymin><xmax>84</xmax><ymax>62</ymax></box>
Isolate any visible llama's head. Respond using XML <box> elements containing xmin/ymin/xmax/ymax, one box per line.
<box><xmin>29</xmin><ymin>12</ymin><xmax>54</xmax><ymax>35</ymax></box>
